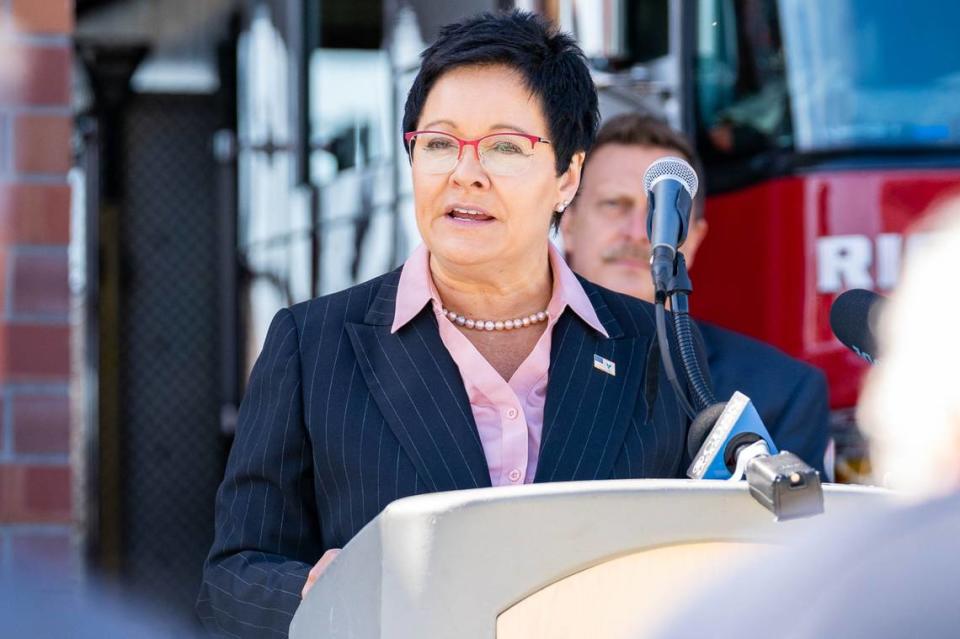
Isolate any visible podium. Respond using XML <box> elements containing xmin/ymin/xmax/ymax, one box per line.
<box><xmin>290</xmin><ymin>479</ymin><xmax>891</xmax><ymax>639</ymax></box>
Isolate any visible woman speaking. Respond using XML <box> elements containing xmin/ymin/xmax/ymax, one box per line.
<box><xmin>198</xmin><ymin>11</ymin><xmax>688</xmax><ymax>637</ymax></box>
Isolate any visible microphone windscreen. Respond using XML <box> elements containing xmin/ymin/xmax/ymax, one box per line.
<box><xmin>829</xmin><ymin>289</ymin><xmax>885</xmax><ymax>363</ymax></box>
<box><xmin>686</xmin><ymin>402</ymin><xmax>728</xmax><ymax>460</ymax></box>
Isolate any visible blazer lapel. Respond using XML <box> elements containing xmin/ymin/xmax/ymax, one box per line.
<box><xmin>535</xmin><ymin>283</ymin><xmax>649</xmax><ymax>483</ymax></box>
<box><xmin>346</xmin><ymin>272</ymin><xmax>491</xmax><ymax>492</ymax></box>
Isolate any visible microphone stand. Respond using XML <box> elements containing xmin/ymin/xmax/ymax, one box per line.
<box><xmin>653</xmin><ymin>252</ymin><xmax>718</xmax><ymax>419</ymax></box>
<box><xmin>653</xmin><ymin>251</ymin><xmax>824</xmax><ymax>520</ymax></box>
<box><xmin>665</xmin><ymin>253</ymin><xmax>716</xmax><ymax>412</ymax></box>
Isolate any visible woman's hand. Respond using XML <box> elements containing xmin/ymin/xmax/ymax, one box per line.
<box><xmin>301</xmin><ymin>548</ymin><xmax>341</xmax><ymax>598</ymax></box>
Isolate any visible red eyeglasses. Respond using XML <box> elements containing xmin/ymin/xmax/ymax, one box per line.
<box><xmin>404</xmin><ymin>130</ymin><xmax>551</xmax><ymax>177</ymax></box>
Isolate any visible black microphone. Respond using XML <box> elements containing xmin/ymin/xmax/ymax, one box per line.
<box><xmin>829</xmin><ymin>289</ymin><xmax>886</xmax><ymax>364</ymax></box>
<box><xmin>687</xmin><ymin>392</ymin><xmax>824</xmax><ymax>521</ymax></box>
<box><xmin>643</xmin><ymin>156</ymin><xmax>698</xmax><ymax>301</ymax></box>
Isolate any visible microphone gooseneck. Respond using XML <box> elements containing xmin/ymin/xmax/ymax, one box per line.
<box><xmin>655</xmin><ymin>302</ymin><xmax>697</xmax><ymax>420</ymax></box>
<box><xmin>671</xmin><ymin>286</ymin><xmax>716</xmax><ymax>412</ymax></box>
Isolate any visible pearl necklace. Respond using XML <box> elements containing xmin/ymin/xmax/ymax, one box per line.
<box><xmin>438</xmin><ymin>304</ymin><xmax>550</xmax><ymax>331</ymax></box>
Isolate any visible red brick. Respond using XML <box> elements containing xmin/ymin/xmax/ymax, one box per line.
<box><xmin>11</xmin><ymin>251</ymin><xmax>69</xmax><ymax>315</ymax></box>
<box><xmin>13</xmin><ymin>394</ymin><xmax>70</xmax><ymax>455</ymax></box>
<box><xmin>23</xmin><ymin>465</ymin><xmax>71</xmax><ymax>516</ymax></box>
<box><xmin>10</xmin><ymin>0</ymin><xmax>74</xmax><ymax>35</ymax></box>
<box><xmin>0</xmin><ymin>182</ymin><xmax>71</xmax><ymax>245</ymax></box>
<box><xmin>0</xmin><ymin>45</ymin><xmax>72</xmax><ymax>106</ymax></box>
<box><xmin>12</xmin><ymin>115</ymin><xmax>73</xmax><ymax>174</ymax></box>
<box><xmin>0</xmin><ymin>324</ymin><xmax>71</xmax><ymax>381</ymax></box>
<box><xmin>0</xmin><ymin>463</ymin><xmax>71</xmax><ymax>523</ymax></box>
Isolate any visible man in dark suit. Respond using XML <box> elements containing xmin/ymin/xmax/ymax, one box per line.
<box><xmin>560</xmin><ymin>113</ymin><xmax>829</xmax><ymax>473</ymax></box>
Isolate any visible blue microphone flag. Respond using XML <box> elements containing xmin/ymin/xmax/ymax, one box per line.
<box><xmin>687</xmin><ymin>391</ymin><xmax>778</xmax><ymax>480</ymax></box>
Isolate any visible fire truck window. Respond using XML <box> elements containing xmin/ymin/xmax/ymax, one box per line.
<box><xmin>696</xmin><ymin>0</ymin><xmax>789</xmax><ymax>160</ymax></box>
<box><xmin>697</xmin><ymin>0</ymin><xmax>960</xmax><ymax>162</ymax></box>
<box><xmin>779</xmin><ymin>0</ymin><xmax>960</xmax><ymax>152</ymax></box>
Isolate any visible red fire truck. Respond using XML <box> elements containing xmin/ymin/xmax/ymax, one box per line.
<box><xmin>643</xmin><ymin>0</ymin><xmax>960</xmax><ymax>479</ymax></box>
<box><xmin>549</xmin><ymin>0</ymin><xmax>960</xmax><ymax>478</ymax></box>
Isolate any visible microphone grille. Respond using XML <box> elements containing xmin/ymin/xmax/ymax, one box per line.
<box><xmin>643</xmin><ymin>156</ymin><xmax>699</xmax><ymax>198</ymax></box>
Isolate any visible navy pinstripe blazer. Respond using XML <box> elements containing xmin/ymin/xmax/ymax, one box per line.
<box><xmin>197</xmin><ymin>268</ymin><xmax>688</xmax><ymax>638</ymax></box>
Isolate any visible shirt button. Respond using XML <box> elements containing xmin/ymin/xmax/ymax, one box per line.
<box><xmin>506</xmin><ymin>407</ymin><xmax>519</xmax><ymax>420</ymax></box>
<box><xmin>508</xmin><ymin>469</ymin><xmax>522</xmax><ymax>482</ymax></box>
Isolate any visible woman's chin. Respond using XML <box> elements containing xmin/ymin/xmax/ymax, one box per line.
<box><xmin>427</xmin><ymin>235</ymin><xmax>508</xmax><ymax>268</ymax></box>
<box><xmin>426</xmin><ymin>219</ymin><xmax>508</xmax><ymax>264</ymax></box>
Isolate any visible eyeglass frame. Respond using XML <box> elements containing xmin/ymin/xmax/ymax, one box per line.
<box><xmin>403</xmin><ymin>130</ymin><xmax>552</xmax><ymax>174</ymax></box>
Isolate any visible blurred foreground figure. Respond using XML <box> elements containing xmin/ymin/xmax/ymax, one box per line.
<box><xmin>653</xmin><ymin>198</ymin><xmax>960</xmax><ymax>638</ymax></box>
<box><xmin>858</xmin><ymin>199</ymin><xmax>960</xmax><ymax>497</ymax></box>
<box><xmin>0</xmin><ymin>573</ymin><xmax>203</xmax><ymax>639</ymax></box>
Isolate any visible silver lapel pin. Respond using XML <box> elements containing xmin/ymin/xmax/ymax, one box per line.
<box><xmin>593</xmin><ymin>354</ymin><xmax>616</xmax><ymax>376</ymax></box>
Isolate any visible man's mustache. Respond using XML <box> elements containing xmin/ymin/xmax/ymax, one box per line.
<box><xmin>601</xmin><ymin>244</ymin><xmax>650</xmax><ymax>264</ymax></box>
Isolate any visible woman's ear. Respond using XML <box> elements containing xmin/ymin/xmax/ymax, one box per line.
<box><xmin>557</xmin><ymin>151</ymin><xmax>585</xmax><ymax>205</ymax></box>
<box><xmin>559</xmin><ymin>202</ymin><xmax>577</xmax><ymax>253</ymax></box>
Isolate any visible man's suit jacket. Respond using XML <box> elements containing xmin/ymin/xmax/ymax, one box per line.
<box><xmin>698</xmin><ymin>322</ymin><xmax>830</xmax><ymax>474</ymax></box>
<box><xmin>196</xmin><ymin>269</ymin><xmax>689</xmax><ymax>638</ymax></box>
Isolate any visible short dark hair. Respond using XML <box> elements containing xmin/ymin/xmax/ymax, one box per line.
<box><xmin>403</xmin><ymin>10</ymin><xmax>599</xmax><ymax>184</ymax></box>
<box><xmin>586</xmin><ymin>113</ymin><xmax>706</xmax><ymax>218</ymax></box>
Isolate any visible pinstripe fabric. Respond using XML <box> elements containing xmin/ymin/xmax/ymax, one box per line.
<box><xmin>197</xmin><ymin>268</ymin><xmax>688</xmax><ymax>637</ymax></box>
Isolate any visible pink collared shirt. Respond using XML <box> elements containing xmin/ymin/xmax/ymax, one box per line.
<box><xmin>392</xmin><ymin>243</ymin><xmax>608</xmax><ymax>487</ymax></box>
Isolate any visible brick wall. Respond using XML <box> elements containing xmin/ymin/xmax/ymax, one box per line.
<box><xmin>0</xmin><ymin>0</ymin><xmax>75</xmax><ymax>578</ymax></box>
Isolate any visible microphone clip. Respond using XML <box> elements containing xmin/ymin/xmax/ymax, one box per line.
<box><xmin>729</xmin><ymin>439</ymin><xmax>770</xmax><ymax>481</ymax></box>
<box><xmin>652</xmin><ymin>241</ymin><xmax>694</xmax><ymax>304</ymax></box>
<box><xmin>746</xmin><ymin>451</ymin><xmax>825</xmax><ymax>521</ymax></box>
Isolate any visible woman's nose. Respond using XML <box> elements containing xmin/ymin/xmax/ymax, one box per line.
<box><xmin>450</xmin><ymin>144</ymin><xmax>489</xmax><ymax>188</ymax></box>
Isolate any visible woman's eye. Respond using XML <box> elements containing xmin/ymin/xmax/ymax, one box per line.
<box><xmin>425</xmin><ymin>139</ymin><xmax>454</xmax><ymax>150</ymax></box>
<box><xmin>492</xmin><ymin>142</ymin><xmax>523</xmax><ymax>154</ymax></box>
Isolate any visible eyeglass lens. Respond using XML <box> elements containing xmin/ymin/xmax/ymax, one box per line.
<box><xmin>410</xmin><ymin>132</ymin><xmax>537</xmax><ymax>176</ymax></box>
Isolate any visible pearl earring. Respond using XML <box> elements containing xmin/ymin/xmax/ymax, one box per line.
<box><xmin>555</xmin><ymin>200</ymin><xmax>570</xmax><ymax>213</ymax></box>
